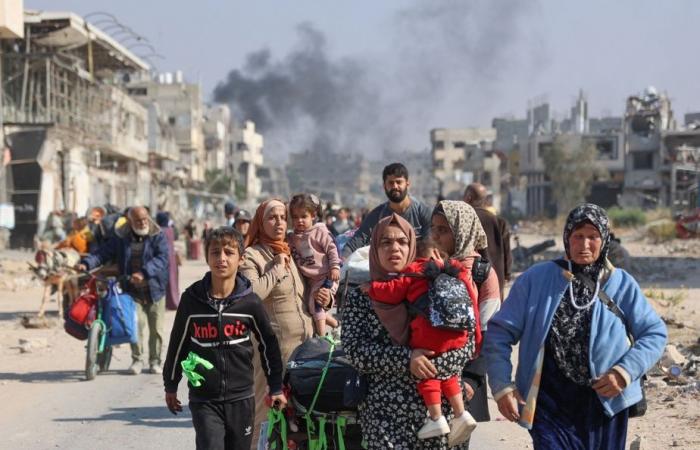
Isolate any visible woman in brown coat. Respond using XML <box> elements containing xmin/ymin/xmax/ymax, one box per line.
<box><xmin>239</xmin><ymin>198</ymin><xmax>319</xmax><ymax>446</ymax></box>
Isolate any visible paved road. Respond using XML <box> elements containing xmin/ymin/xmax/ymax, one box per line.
<box><xmin>0</xmin><ymin>255</ymin><xmax>530</xmax><ymax>449</ymax></box>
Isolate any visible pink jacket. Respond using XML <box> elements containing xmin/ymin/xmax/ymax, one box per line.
<box><xmin>288</xmin><ymin>223</ymin><xmax>341</xmax><ymax>283</ymax></box>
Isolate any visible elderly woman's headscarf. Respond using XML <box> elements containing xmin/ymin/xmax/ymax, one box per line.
<box><xmin>245</xmin><ymin>198</ymin><xmax>291</xmax><ymax>256</ymax></box>
<box><xmin>433</xmin><ymin>200</ymin><xmax>488</xmax><ymax>259</ymax></box>
<box><xmin>368</xmin><ymin>213</ymin><xmax>416</xmax><ymax>346</ymax></box>
<box><xmin>548</xmin><ymin>203</ymin><xmax>612</xmax><ymax>386</ymax></box>
<box><xmin>562</xmin><ymin>203</ymin><xmax>611</xmax><ymax>281</ymax></box>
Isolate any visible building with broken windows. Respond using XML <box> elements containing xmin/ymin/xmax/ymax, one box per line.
<box><xmin>0</xmin><ymin>10</ymin><xmax>254</xmax><ymax>247</ymax></box>
<box><xmin>230</xmin><ymin>120</ymin><xmax>264</xmax><ymax>203</ymax></box>
<box><xmin>429</xmin><ymin>127</ymin><xmax>499</xmax><ymax>201</ymax></box>
<box><xmin>1</xmin><ymin>11</ymin><xmax>153</xmax><ymax>247</ymax></box>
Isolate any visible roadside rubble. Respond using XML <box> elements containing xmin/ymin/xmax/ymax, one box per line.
<box><xmin>17</xmin><ymin>337</ymin><xmax>49</xmax><ymax>353</ymax></box>
<box><xmin>645</xmin><ymin>344</ymin><xmax>700</xmax><ymax>398</ymax></box>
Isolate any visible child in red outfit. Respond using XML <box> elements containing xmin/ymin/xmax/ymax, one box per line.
<box><xmin>368</xmin><ymin>241</ymin><xmax>478</xmax><ymax>446</ymax></box>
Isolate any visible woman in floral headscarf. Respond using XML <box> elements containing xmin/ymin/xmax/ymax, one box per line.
<box><xmin>239</xmin><ymin>198</ymin><xmax>316</xmax><ymax>447</ymax></box>
<box><xmin>430</xmin><ymin>200</ymin><xmax>501</xmax><ymax>433</ymax></box>
<box><xmin>484</xmin><ymin>203</ymin><xmax>667</xmax><ymax>449</ymax></box>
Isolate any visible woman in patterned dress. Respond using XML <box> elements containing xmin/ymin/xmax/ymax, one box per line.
<box><xmin>342</xmin><ymin>213</ymin><xmax>471</xmax><ymax>450</ymax></box>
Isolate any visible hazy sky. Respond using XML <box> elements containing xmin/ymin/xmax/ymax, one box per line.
<box><xmin>25</xmin><ymin>0</ymin><xmax>700</xmax><ymax>158</ymax></box>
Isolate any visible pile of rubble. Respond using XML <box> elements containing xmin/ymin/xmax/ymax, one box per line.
<box><xmin>646</xmin><ymin>344</ymin><xmax>700</xmax><ymax>396</ymax></box>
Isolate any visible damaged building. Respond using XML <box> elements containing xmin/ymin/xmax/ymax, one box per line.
<box><xmin>0</xmin><ymin>10</ymin><xmax>264</xmax><ymax>247</ymax></box>
<box><xmin>1</xmin><ymin>11</ymin><xmax>152</xmax><ymax>247</ymax></box>
<box><xmin>429</xmin><ymin>127</ymin><xmax>502</xmax><ymax>204</ymax></box>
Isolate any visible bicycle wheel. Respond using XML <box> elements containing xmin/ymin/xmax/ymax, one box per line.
<box><xmin>85</xmin><ymin>322</ymin><xmax>102</xmax><ymax>380</ymax></box>
<box><xmin>98</xmin><ymin>345</ymin><xmax>113</xmax><ymax>372</ymax></box>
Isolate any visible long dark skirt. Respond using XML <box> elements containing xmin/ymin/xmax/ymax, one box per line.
<box><xmin>529</xmin><ymin>352</ymin><xmax>629</xmax><ymax>450</ymax></box>
<box><xmin>162</xmin><ymin>227</ymin><xmax>180</xmax><ymax>311</ymax></box>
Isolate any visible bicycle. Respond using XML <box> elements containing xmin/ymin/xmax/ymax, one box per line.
<box><xmin>84</xmin><ymin>274</ymin><xmax>136</xmax><ymax>380</ymax></box>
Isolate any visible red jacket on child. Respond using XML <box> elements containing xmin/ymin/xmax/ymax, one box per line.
<box><xmin>369</xmin><ymin>257</ymin><xmax>481</xmax><ymax>354</ymax></box>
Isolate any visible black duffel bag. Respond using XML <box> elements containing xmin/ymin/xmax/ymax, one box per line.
<box><xmin>286</xmin><ymin>336</ymin><xmax>366</xmax><ymax>413</ymax></box>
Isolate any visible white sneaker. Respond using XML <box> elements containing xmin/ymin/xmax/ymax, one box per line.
<box><xmin>417</xmin><ymin>415</ymin><xmax>450</xmax><ymax>440</ymax></box>
<box><xmin>448</xmin><ymin>412</ymin><xmax>477</xmax><ymax>447</ymax></box>
<box><xmin>149</xmin><ymin>364</ymin><xmax>163</xmax><ymax>374</ymax></box>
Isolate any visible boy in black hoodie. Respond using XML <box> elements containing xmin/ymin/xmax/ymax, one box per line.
<box><xmin>163</xmin><ymin>227</ymin><xmax>285</xmax><ymax>450</ymax></box>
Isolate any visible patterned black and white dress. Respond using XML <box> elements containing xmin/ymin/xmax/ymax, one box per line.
<box><xmin>341</xmin><ymin>288</ymin><xmax>472</xmax><ymax>450</ymax></box>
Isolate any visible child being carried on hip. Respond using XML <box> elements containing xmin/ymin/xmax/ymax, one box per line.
<box><xmin>366</xmin><ymin>237</ymin><xmax>479</xmax><ymax>447</ymax></box>
<box><xmin>288</xmin><ymin>193</ymin><xmax>340</xmax><ymax>337</ymax></box>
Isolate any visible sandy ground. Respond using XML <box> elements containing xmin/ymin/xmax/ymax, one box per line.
<box><xmin>0</xmin><ymin>229</ymin><xmax>698</xmax><ymax>449</ymax></box>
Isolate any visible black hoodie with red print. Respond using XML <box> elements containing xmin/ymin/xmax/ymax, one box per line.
<box><xmin>163</xmin><ymin>272</ymin><xmax>283</xmax><ymax>402</ymax></box>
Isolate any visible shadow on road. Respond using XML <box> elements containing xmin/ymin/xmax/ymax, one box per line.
<box><xmin>0</xmin><ymin>370</ymin><xmax>85</xmax><ymax>383</ymax></box>
<box><xmin>54</xmin><ymin>406</ymin><xmax>191</xmax><ymax>428</ymax></box>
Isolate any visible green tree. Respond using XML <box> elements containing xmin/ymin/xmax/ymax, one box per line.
<box><xmin>541</xmin><ymin>135</ymin><xmax>607</xmax><ymax>215</ymax></box>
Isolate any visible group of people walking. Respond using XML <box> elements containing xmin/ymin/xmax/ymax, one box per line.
<box><xmin>73</xmin><ymin>162</ymin><xmax>667</xmax><ymax>450</ymax></box>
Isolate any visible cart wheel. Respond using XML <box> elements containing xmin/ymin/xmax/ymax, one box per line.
<box><xmin>98</xmin><ymin>345</ymin><xmax>113</xmax><ymax>372</ymax></box>
<box><xmin>85</xmin><ymin>322</ymin><xmax>102</xmax><ymax>380</ymax></box>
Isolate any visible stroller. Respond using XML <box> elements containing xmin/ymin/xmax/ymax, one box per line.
<box><xmin>259</xmin><ymin>247</ymin><xmax>371</xmax><ymax>450</ymax></box>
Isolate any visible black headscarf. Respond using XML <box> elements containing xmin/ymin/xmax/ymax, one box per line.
<box><xmin>548</xmin><ymin>203</ymin><xmax>611</xmax><ymax>386</ymax></box>
<box><xmin>562</xmin><ymin>203</ymin><xmax>611</xmax><ymax>283</ymax></box>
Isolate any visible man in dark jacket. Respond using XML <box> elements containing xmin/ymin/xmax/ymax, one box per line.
<box><xmin>341</xmin><ymin>163</ymin><xmax>432</xmax><ymax>258</ymax></box>
<box><xmin>78</xmin><ymin>206</ymin><xmax>169</xmax><ymax>375</ymax></box>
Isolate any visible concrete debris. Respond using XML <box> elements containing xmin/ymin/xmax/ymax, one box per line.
<box><xmin>629</xmin><ymin>435</ymin><xmax>644</xmax><ymax>450</ymax></box>
<box><xmin>18</xmin><ymin>337</ymin><xmax>49</xmax><ymax>353</ymax></box>
<box><xmin>660</xmin><ymin>345</ymin><xmax>687</xmax><ymax>368</ymax></box>
<box><xmin>21</xmin><ymin>315</ymin><xmax>55</xmax><ymax>329</ymax></box>
<box><xmin>646</xmin><ymin>378</ymin><xmax>667</xmax><ymax>389</ymax></box>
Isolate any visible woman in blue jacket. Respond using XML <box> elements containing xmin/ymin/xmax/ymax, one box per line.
<box><xmin>484</xmin><ymin>204</ymin><xmax>666</xmax><ymax>449</ymax></box>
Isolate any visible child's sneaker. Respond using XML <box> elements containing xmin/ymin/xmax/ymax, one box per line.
<box><xmin>417</xmin><ymin>415</ymin><xmax>450</xmax><ymax>440</ymax></box>
<box><xmin>447</xmin><ymin>411</ymin><xmax>477</xmax><ymax>447</ymax></box>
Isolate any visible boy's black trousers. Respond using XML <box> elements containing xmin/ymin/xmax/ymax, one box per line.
<box><xmin>189</xmin><ymin>397</ymin><xmax>255</xmax><ymax>450</ymax></box>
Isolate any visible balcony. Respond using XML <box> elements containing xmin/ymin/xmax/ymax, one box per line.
<box><xmin>2</xmin><ymin>53</ymin><xmax>148</xmax><ymax>162</ymax></box>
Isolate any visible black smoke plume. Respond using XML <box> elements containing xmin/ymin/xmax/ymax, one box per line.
<box><xmin>213</xmin><ymin>1</ymin><xmax>540</xmax><ymax>161</ymax></box>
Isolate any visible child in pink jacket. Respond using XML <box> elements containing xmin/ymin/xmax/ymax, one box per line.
<box><xmin>288</xmin><ymin>193</ymin><xmax>340</xmax><ymax>336</ymax></box>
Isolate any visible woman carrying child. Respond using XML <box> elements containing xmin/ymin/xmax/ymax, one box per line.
<box><xmin>367</xmin><ymin>231</ymin><xmax>478</xmax><ymax>446</ymax></box>
<box><xmin>287</xmin><ymin>193</ymin><xmax>341</xmax><ymax>336</ymax></box>
<box><xmin>342</xmin><ymin>213</ymin><xmax>472</xmax><ymax>449</ymax></box>
<box><xmin>431</xmin><ymin>200</ymin><xmax>501</xmax><ymax>434</ymax></box>
<box><xmin>239</xmin><ymin>198</ymin><xmax>318</xmax><ymax>446</ymax></box>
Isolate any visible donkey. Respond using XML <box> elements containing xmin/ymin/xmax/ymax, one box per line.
<box><xmin>29</xmin><ymin>243</ymin><xmax>81</xmax><ymax>319</ymax></box>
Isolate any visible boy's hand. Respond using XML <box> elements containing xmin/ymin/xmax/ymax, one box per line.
<box><xmin>359</xmin><ymin>283</ymin><xmax>369</xmax><ymax>294</ymax></box>
<box><xmin>269</xmin><ymin>392</ymin><xmax>288</xmax><ymax>410</ymax></box>
<box><xmin>329</xmin><ymin>267</ymin><xmax>340</xmax><ymax>281</ymax></box>
<box><xmin>165</xmin><ymin>392</ymin><xmax>182</xmax><ymax>415</ymax></box>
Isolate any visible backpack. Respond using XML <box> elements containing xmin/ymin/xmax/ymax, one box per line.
<box><xmin>286</xmin><ymin>336</ymin><xmax>366</xmax><ymax>413</ymax></box>
<box><xmin>408</xmin><ymin>260</ymin><xmax>477</xmax><ymax>333</ymax></box>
